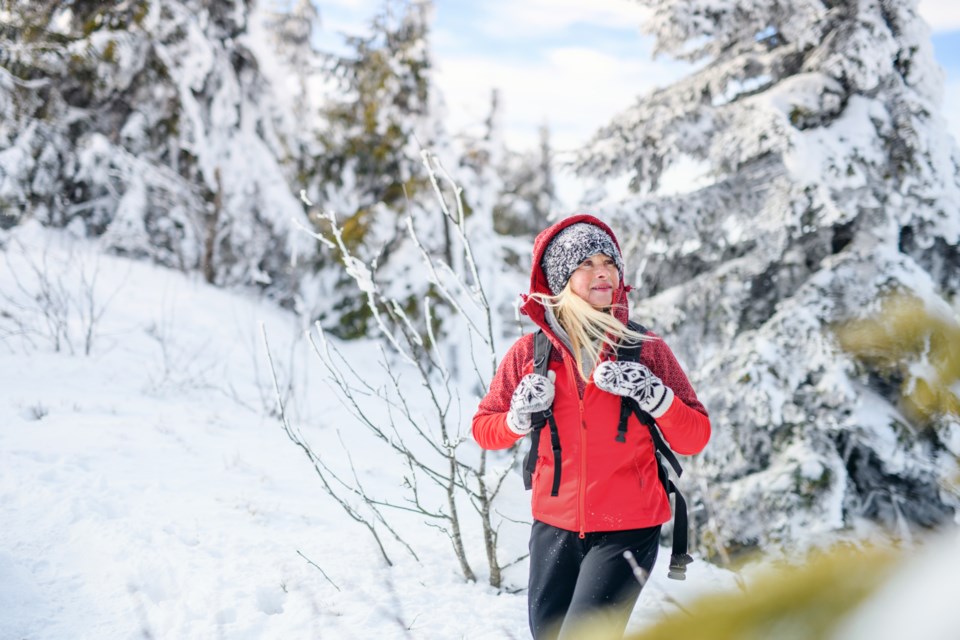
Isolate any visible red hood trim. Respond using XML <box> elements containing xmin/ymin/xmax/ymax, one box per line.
<box><xmin>519</xmin><ymin>214</ymin><xmax>631</xmax><ymax>337</ymax></box>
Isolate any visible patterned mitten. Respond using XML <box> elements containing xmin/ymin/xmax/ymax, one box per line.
<box><xmin>506</xmin><ymin>372</ymin><xmax>556</xmax><ymax>435</ymax></box>
<box><xmin>594</xmin><ymin>361</ymin><xmax>675</xmax><ymax>418</ymax></box>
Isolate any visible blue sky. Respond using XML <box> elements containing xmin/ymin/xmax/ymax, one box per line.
<box><xmin>314</xmin><ymin>0</ymin><xmax>960</xmax><ymax>152</ymax></box>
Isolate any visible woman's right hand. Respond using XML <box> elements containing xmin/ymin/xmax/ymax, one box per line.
<box><xmin>506</xmin><ymin>371</ymin><xmax>556</xmax><ymax>435</ymax></box>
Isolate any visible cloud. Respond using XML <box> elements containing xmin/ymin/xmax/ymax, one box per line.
<box><xmin>430</xmin><ymin>1</ymin><xmax>675</xmax><ymax>151</ymax></box>
<box><xmin>473</xmin><ymin>0</ymin><xmax>651</xmax><ymax>38</ymax></box>
<box><xmin>321</xmin><ymin>0</ymin><xmax>381</xmax><ymax>11</ymax></box>
<box><xmin>918</xmin><ymin>0</ymin><xmax>960</xmax><ymax>33</ymax></box>
<box><xmin>434</xmin><ymin>45</ymin><xmax>689</xmax><ymax>152</ymax></box>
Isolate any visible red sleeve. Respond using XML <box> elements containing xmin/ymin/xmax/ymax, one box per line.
<box><xmin>642</xmin><ymin>334</ymin><xmax>711</xmax><ymax>456</ymax></box>
<box><xmin>471</xmin><ymin>334</ymin><xmax>535</xmax><ymax>450</ymax></box>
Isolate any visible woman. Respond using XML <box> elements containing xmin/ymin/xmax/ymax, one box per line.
<box><xmin>472</xmin><ymin>215</ymin><xmax>710</xmax><ymax>639</ymax></box>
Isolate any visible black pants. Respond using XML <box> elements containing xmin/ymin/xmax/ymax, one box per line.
<box><xmin>527</xmin><ymin>520</ymin><xmax>661</xmax><ymax>640</ymax></box>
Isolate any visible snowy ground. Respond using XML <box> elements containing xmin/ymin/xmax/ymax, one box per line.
<box><xmin>0</xmin><ymin>225</ymin><xmax>737</xmax><ymax>639</ymax></box>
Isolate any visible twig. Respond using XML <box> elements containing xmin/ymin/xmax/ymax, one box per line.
<box><xmin>261</xmin><ymin>322</ymin><xmax>398</xmax><ymax>567</ymax></box>
<box><xmin>623</xmin><ymin>550</ymin><xmax>649</xmax><ymax>589</ymax></box>
<box><xmin>297</xmin><ymin>550</ymin><xmax>342</xmax><ymax>592</ymax></box>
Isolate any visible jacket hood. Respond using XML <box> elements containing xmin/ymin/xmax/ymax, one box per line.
<box><xmin>520</xmin><ymin>214</ymin><xmax>631</xmax><ymax>333</ymax></box>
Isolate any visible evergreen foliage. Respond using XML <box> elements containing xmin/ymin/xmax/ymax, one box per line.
<box><xmin>835</xmin><ymin>292</ymin><xmax>960</xmax><ymax>424</ymax></box>
<box><xmin>263</xmin><ymin>0</ymin><xmax>321</xmax><ymax>189</ymax></box>
<box><xmin>307</xmin><ymin>0</ymin><xmax>444</xmax><ymax>338</ymax></box>
<box><xmin>494</xmin><ymin>123</ymin><xmax>557</xmax><ymax>237</ymax></box>
<box><xmin>0</xmin><ymin>0</ymin><xmax>315</xmax><ymax>299</ymax></box>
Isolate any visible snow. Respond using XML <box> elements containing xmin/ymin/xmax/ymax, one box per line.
<box><xmin>0</xmin><ymin>225</ymin><xmax>736</xmax><ymax>638</ymax></box>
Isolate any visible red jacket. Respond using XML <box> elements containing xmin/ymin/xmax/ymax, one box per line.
<box><xmin>471</xmin><ymin>215</ymin><xmax>710</xmax><ymax>535</ymax></box>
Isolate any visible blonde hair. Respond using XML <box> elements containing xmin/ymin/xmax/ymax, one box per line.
<box><xmin>530</xmin><ymin>284</ymin><xmax>648</xmax><ymax>380</ymax></box>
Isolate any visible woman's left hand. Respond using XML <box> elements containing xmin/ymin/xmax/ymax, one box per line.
<box><xmin>594</xmin><ymin>361</ymin><xmax>675</xmax><ymax>418</ymax></box>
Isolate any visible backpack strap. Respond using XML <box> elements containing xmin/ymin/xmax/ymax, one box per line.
<box><xmin>616</xmin><ymin>321</ymin><xmax>693</xmax><ymax>580</ymax></box>
<box><xmin>630</xmin><ymin>398</ymin><xmax>692</xmax><ymax>578</ymax></box>
<box><xmin>522</xmin><ymin>330</ymin><xmax>562</xmax><ymax>496</ymax></box>
<box><xmin>613</xmin><ymin>320</ymin><xmax>646</xmax><ymax>444</ymax></box>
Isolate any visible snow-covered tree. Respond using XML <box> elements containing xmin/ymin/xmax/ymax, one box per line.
<box><xmin>574</xmin><ymin>0</ymin><xmax>960</xmax><ymax>559</ymax></box>
<box><xmin>0</xmin><ymin>0</ymin><xmax>314</xmax><ymax>298</ymax></box>
<box><xmin>263</xmin><ymin>0</ymin><xmax>320</xmax><ymax>190</ymax></box>
<box><xmin>494</xmin><ymin>122</ymin><xmax>557</xmax><ymax>237</ymax></box>
<box><xmin>306</xmin><ymin>0</ymin><xmax>458</xmax><ymax>339</ymax></box>
<box><xmin>454</xmin><ymin>89</ymin><xmax>552</xmax><ymax>236</ymax></box>
<box><xmin>452</xmin><ymin>87</ymin><xmax>534</xmax><ymax>342</ymax></box>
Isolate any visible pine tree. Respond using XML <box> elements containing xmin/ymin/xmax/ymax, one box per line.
<box><xmin>575</xmin><ymin>0</ymin><xmax>960</xmax><ymax>558</ymax></box>
<box><xmin>456</xmin><ymin>90</ymin><xmax>557</xmax><ymax>239</ymax></box>
<box><xmin>264</xmin><ymin>0</ymin><xmax>321</xmax><ymax>189</ymax></box>
<box><xmin>0</xmin><ymin>0</ymin><xmax>315</xmax><ymax>298</ymax></box>
<box><xmin>308</xmin><ymin>0</ymin><xmax>447</xmax><ymax>338</ymax></box>
<box><xmin>494</xmin><ymin>122</ymin><xmax>557</xmax><ymax>237</ymax></box>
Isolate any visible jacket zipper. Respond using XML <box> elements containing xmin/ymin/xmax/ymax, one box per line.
<box><xmin>578</xmin><ymin>395</ymin><xmax>586</xmax><ymax>539</ymax></box>
<box><xmin>562</xmin><ymin>354</ymin><xmax>588</xmax><ymax>539</ymax></box>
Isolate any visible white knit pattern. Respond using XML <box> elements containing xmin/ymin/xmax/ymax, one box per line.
<box><xmin>540</xmin><ymin>223</ymin><xmax>623</xmax><ymax>295</ymax></box>
<box><xmin>506</xmin><ymin>372</ymin><xmax>556</xmax><ymax>435</ymax></box>
<box><xmin>594</xmin><ymin>361</ymin><xmax>675</xmax><ymax>418</ymax></box>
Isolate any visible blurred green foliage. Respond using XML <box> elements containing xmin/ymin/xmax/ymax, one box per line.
<box><xmin>834</xmin><ymin>293</ymin><xmax>960</xmax><ymax>422</ymax></box>
<box><xmin>622</xmin><ymin>546</ymin><xmax>899</xmax><ymax>640</ymax></box>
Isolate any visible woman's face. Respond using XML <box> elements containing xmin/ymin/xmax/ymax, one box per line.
<box><xmin>568</xmin><ymin>253</ymin><xmax>618</xmax><ymax>309</ymax></box>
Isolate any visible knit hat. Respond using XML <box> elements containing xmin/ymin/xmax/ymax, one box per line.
<box><xmin>540</xmin><ymin>222</ymin><xmax>623</xmax><ymax>295</ymax></box>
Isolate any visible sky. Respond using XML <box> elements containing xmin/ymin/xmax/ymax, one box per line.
<box><xmin>312</xmin><ymin>0</ymin><xmax>960</xmax><ymax>153</ymax></box>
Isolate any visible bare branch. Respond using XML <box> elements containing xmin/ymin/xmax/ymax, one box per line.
<box><xmin>285</xmin><ymin>150</ymin><xmax>517</xmax><ymax>588</ymax></box>
<box><xmin>261</xmin><ymin>322</ymin><xmax>400</xmax><ymax>567</ymax></box>
<box><xmin>296</xmin><ymin>550</ymin><xmax>342</xmax><ymax>592</ymax></box>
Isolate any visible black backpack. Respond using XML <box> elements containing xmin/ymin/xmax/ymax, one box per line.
<box><xmin>521</xmin><ymin>321</ymin><xmax>694</xmax><ymax>580</ymax></box>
